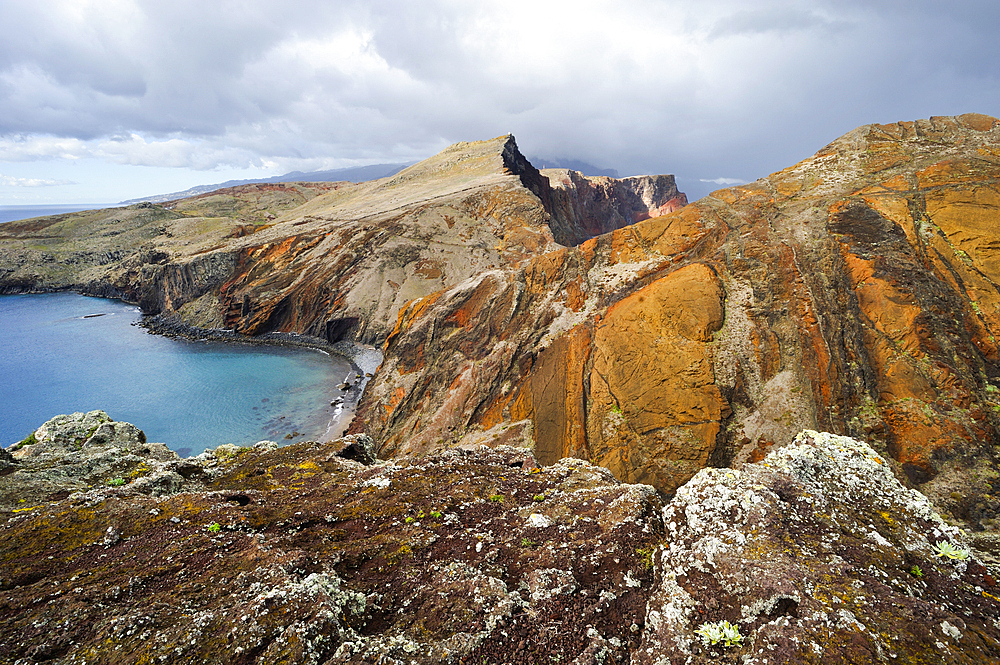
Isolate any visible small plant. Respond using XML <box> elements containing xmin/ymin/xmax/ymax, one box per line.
<box><xmin>934</xmin><ymin>541</ymin><xmax>970</xmax><ymax>560</ymax></box>
<box><xmin>533</xmin><ymin>494</ymin><xmax>546</xmax><ymax>502</ymax></box>
<box><xmin>636</xmin><ymin>546</ymin><xmax>655</xmax><ymax>570</ymax></box>
<box><xmin>416</xmin><ymin>510</ymin><xmax>426</xmax><ymax>519</ymax></box>
<box><xmin>207</xmin><ymin>522</ymin><xmax>221</xmax><ymax>533</ymax></box>
<box><xmin>429</xmin><ymin>511</ymin><xmax>442</xmax><ymax>519</ymax></box>
<box><xmin>107</xmin><ymin>478</ymin><xmax>126</xmax><ymax>487</ymax></box>
<box><xmin>13</xmin><ymin>431</ymin><xmax>37</xmax><ymax>450</ymax></box>
<box><xmin>909</xmin><ymin>565</ymin><xmax>923</xmax><ymax>578</ymax></box>
<box><xmin>488</xmin><ymin>494</ymin><xmax>505</xmax><ymax>503</ymax></box>
<box><xmin>695</xmin><ymin>620</ymin><xmax>743</xmax><ymax>648</ymax></box>
<box><xmin>521</xmin><ymin>537</ymin><xmax>536</xmax><ymax>548</ymax></box>
<box><xmin>405</xmin><ymin>516</ymin><xmax>415</xmax><ymax>524</ymax></box>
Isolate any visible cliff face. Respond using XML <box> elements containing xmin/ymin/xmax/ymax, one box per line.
<box><xmin>543</xmin><ymin>169</ymin><xmax>687</xmax><ymax>246</ymax></box>
<box><xmin>355</xmin><ymin>114</ymin><xmax>1000</xmax><ymax>528</ymax></box>
<box><xmin>0</xmin><ymin>136</ymin><xmax>680</xmax><ymax>347</ymax></box>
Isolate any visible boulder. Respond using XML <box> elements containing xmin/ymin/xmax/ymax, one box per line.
<box><xmin>636</xmin><ymin>430</ymin><xmax>1000</xmax><ymax>664</ymax></box>
<box><xmin>1</xmin><ymin>411</ymin><xmax>179</xmax><ymax>512</ymax></box>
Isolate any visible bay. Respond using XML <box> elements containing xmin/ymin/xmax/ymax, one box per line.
<box><xmin>0</xmin><ymin>293</ymin><xmax>355</xmax><ymax>456</ymax></box>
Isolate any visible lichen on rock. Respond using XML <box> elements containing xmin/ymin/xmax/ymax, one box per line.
<box><xmin>636</xmin><ymin>430</ymin><xmax>1000</xmax><ymax>664</ymax></box>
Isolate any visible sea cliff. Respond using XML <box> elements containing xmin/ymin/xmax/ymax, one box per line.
<box><xmin>4</xmin><ymin>116</ymin><xmax>1000</xmax><ymax>662</ymax></box>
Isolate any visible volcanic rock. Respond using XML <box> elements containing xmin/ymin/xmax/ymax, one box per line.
<box><xmin>0</xmin><ymin>136</ymin><xmax>681</xmax><ymax>348</ymax></box>
<box><xmin>637</xmin><ymin>430</ymin><xmax>1000</xmax><ymax>664</ymax></box>
<box><xmin>355</xmin><ymin>114</ymin><xmax>1000</xmax><ymax>527</ymax></box>
<box><xmin>2</xmin><ymin>414</ymin><xmax>997</xmax><ymax>664</ymax></box>
<box><xmin>0</xmin><ymin>432</ymin><xmax>662</xmax><ymax>665</ymax></box>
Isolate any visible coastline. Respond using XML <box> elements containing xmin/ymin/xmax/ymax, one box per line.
<box><xmin>140</xmin><ymin>312</ymin><xmax>383</xmax><ymax>443</ymax></box>
<box><xmin>1</xmin><ymin>289</ymin><xmax>381</xmax><ymax>448</ymax></box>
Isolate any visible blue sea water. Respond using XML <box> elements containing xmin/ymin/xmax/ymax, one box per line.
<box><xmin>0</xmin><ymin>293</ymin><xmax>354</xmax><ymax>456</ymax></box>
<box><xmin>0</xmin><ymin>205</ymin><xmax>116</xmax><ymax>225</ymax></box>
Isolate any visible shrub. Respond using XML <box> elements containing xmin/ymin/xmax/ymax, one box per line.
<box><xmin>13</xmin><ymin>431</ymin><xmax>37</xmax><ymax>450</ymax></box>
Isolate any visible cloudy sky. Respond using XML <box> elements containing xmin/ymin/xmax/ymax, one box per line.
<box><xmin>0</xmin><ymin>0</ymin><xmax>997</xmax><ymax>205</ymax></box>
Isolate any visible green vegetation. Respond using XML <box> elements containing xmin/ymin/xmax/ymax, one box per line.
<box><xmin>13</xmin><ymin>431</ymin><xmax>37</xmax><ymax>450</ymax></box>
<box><xmin>934</xmin><ymin>541</ymin><xmax>970</xmax><ymax>560</ymax></box>
<box><xmin>909</xmin><ymin>565</ymin><xmax>923</xmax><ymax>578</ymax></box>
<box><xmin>636</xmin><ymin>546</ymin><xmax>656</xmax><ymax>570</ymax></box>
<box><xmin>207</xmin><ymin>522</ymin><xmax>221</xmax><ymax>533</ymax></box>
<box><xmin>695</xmin><ymin>620</ymin><xmax>743</xmax><ymax>648</ymax></box>
<box><xmin>521</xmin><ymin>537</ymin><xmax>536</xmax><ymax>548</ymax></box>
<box><xmin>533</xmin><ymin>493</ymin><xmax>546</xmax><ymax>502</ymax></box>
<box><xmin>107</xmin><ymin>478</ymin><xmax>126</xmax><ymax>487</ymax></box>
<box><xmin>429</xmin><ymin>510</ymin><xmax>442</xmax><ymax>519</ymax></box>
<box><xmin>488</xmin><ymin>494</ymin><xmax>505</xmax><ymax>503</ymax></box>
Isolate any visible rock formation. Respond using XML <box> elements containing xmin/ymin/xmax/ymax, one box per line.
<box><xmin>6</xmin><ymin>115</ymin><xmax>1000</xmax><ymax>662</ymax></box>
<box><xmin>0</xmin><ymin>136</ymin><xmax>681</xmax><ymax>347</ymax></box>
<box><xmin>2</xmin><ymin>415</ymin><xmax>997</xmax><ymax>663</ymax></box>
<box><xmin>354</xmin><ymin>114</ymin><xmax>1000</xmax><ymax>534</ymax></box>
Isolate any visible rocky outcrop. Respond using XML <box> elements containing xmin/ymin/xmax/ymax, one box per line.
<box><xmin>637</xmin><ymin>430</ymin><xmax>1000</xmax><ymax>664</ymax></box>
<box><xmin>2</xmin><ymin>410</ymin><xmax>184</xmax><ymax>511</ymax></box>
<box><xmin>544</xmin><ymin>169</ymin><xmax>687</xmax><ymax>246</ymax></box>
<box><xmin>0</xmin><ymin>420</ymin><xmax>662</xmax><ymax>665</ymax></box>
<box><xmin>2</xmin><ymin>412</ymin><xmax>997</xmax><ymax>664</ymax></box>
<box><xmin>354</xmin><ymin>114</ymin><xmax>1000</xmax><ymax>528</ymax></box>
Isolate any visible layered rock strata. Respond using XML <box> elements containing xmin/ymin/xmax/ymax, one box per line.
<box><xmin>2</xmin><ymin>415</ymin><xmax>997</xmax><ymax>664</ymax></box>
<box><xmin>355</xmin><ymin>114</ymin><xmax>1000</xmax><ymax>528</ymax></box>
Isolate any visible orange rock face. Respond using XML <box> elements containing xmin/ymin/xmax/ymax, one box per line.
<box><xmin>356</xmin><ymin>115</ymin><xmax>1000</xmax><ymax>524</ymax></box>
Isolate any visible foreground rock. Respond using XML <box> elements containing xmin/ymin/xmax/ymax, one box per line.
<box><xmin>2</xmin><ymin>415</ymin><xmax>998</xmax><ymax>664</ymax></box>
<box><xmin>1</xmin><ymin>410</ymin><xmax>181</xmax><ymax>512</ymax></box>
<box><xmin>1</xmin><ymin>432</ymin><xmax>661</xmax><ymax>664</ymax></box>
<box><xmin>638</xmin><ymin>430</ymin><xmax>1000</xmax><ymax>664</ymax></box>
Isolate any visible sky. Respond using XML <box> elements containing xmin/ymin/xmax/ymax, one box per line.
<box><xmin>0</xmin><ymin>0</ymin><xmax>997</xmax><ymax>205</ymax></box>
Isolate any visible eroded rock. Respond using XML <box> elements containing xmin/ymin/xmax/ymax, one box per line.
<box><xmin>356</xmin><ymin>114</ymin><xmax>1000</xmax><ymax>524</ymax></box>
<box><xmin>1</xmin><ymin>411</ymin><xmax>181</xmax><ymax>511</ymax></box>
<box><xmin>637</xmin><ymin>430</ymin><xmax>1000</xmax><ymax>664</ymax></box>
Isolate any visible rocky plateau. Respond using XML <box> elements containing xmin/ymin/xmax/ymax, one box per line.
<box><xmin>4</xmin><ymin>115</ymin><xmax>1000</xmax><ymax>663</ymax></box>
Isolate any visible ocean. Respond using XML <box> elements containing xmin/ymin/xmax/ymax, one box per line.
<box><xmin>0</xmin><ymin>204</ymin><xmax>118</xmax><ymax>225</ymax></box>
<box><xmin>0</xmin><ymin>293</ymin><xmax>356</xmax><ymax>456</ymax></box>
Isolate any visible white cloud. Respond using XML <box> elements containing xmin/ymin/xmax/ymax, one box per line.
<box><xmin>0</xmin><ymin>0</ymin><xmax>998</xmax><ymax>204</ymax></box>
<box><xmin>0</xmin><ymin>174</ymin><xmax>75</xmax><ymax>186</ymax></box>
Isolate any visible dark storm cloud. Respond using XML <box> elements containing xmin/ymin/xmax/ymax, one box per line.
<box><xmin>0</xmin><ymin>0</ymin><xmax>997</xmax><ymax>202</ymax></box>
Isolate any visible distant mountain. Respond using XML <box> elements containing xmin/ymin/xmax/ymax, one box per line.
<box><xmin>529</xmin><ymin>156</ymin><xmax>619</xmax><ymax>178</ymax></box>
<box><xmin>121</xmin><ymin>163</ymin><xmax>411</xmax><ymax>204</ymax></box>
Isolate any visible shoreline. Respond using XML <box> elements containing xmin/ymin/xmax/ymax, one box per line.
<box><xmin>1</xmin><ymin>289</ymin><xmax>382</xmax><ymax>448</ymax></box>
<box><xmin>140</xmin><ymin>313</ymin><xmax>383</xmax><ymax>444</ymax></box>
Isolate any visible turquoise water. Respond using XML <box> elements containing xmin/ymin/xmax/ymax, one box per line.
<box><xmin>0</xmin><ymin>293</ymin><xmax>354</xmax><ymax>456</ymax></box>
